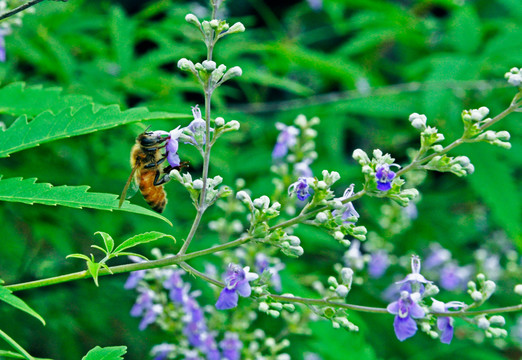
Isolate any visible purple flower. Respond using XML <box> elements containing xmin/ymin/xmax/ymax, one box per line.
<box><xmin>151</xmin><ymin>343</ymin><xmax>175</xmax><ymax>360</ymax></box>
<box><xmin>431</xmin><ymin>299</ymin><xmax>465</xmax><ymax>344</ymax></box>
<box><xmin>387</xmin><ymin>291</ymin><xmax>425</xmax><ymax>341</ymax></box>
<box><xmin>396</xmin><ymin>255</ymin><xmax>431</xmax><ymax>289</ymax></box>
<box><xmin>220</xmin><ymin>332</ymin><xmax>243</xmax><ymax>360</ymax></box>
<box><xmin>185</xmin><ymin>105</ymin><xmax>212</xmax><ymax>146</ymax></box>
<box><xmin>424</xmin><ymin>244</ymin><xmax>451</xmax><ymax>270</ymax></box>
<box><xmin>272</xmin><ymin>123</ymin><xmax>299</xmax><ymax>159</ymax></box>
<box><xmin>124</xmin><ymin>270</ymin><xmax>146</xmax><ymax>289</ymax></box>
<box><xmin>139</xmin><ymin>303</ymin><xmax>163</xmax><ymax>331</ymax></box>
<box><xmin>369</xmin><ymin>251</ymin><xmax>389</xmax><ymax>278</ymax></box>
<box><xmin>334</xmin><ymin>185</ymin><xmax>359</xmax><ymax>224</ymax></box>
<box><xmin>288</xmin><ymin>177</ymin><xmax>311</xmax><ymax>201</ymax></box>
<box><xmin>165</xmin><ymin>126</ymin><xmax>183</xmax><ymax>167</ymax></box>
<box><xmin>439</xmin><ymin>263</ymin><xmax>472</xmax><ymax>291</ymax></box>
<box><xmin>215</xmin><ymin>264</ymin><xmax>258</xmax><ymax>310</ymax></box>
<box><xmin>375</xmin><ymin>164</ymin><xmax>399</xmax><ymax>191</ymax></box>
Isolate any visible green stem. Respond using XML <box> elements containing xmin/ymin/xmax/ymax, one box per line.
<box><xmin>0</xmin><ymin>328</ymin><xmax>35</xmax><ymax>360</ymax></box>
<box><xmin>0</xmin><ymin>0</ymin><xmax>45</xmax><ymax>22</ymax></box>
<box><xmin>6</xmin><ymin>236</ymin><xmax>251</xmax><ymax>292</ymax></box>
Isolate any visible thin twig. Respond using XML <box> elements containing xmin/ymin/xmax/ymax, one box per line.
<box><xmin>0</xmin><ymin>0</ymin><xmax>45</xmax><ymax>21</ymax></box>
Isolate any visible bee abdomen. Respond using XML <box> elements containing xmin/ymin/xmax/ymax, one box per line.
<box><xmin>139</xmin><ymin>171</ymin><xmax>168</xmax><ymax>213</ymax></box>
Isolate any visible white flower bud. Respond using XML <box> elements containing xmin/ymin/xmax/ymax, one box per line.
<box><xmin>221</xmin><ymin>66</ymin><xmax>243</xmax><ymax>83</ymax></box>
<box><xmin>259</xmin><ymin>302</ymin><xmax>269</xmax><ymax>312</ymax></box>
<box><xmin>334</xmin><ymin>231</ymin><xmax>345</xmax><ymax>241</ymax></box>
<box><xmin>471</xmin><ymin>290</ymin><xmax>483</xmax><ymax>302</ymax></box>
<box><xmin>202</xmin><ymin>60</ymin><xmax>216</xmax><ymax>71</ymax></box>
<box><xmin>227</xmin><ymin>22</ymin><xmax>246</xmax><ymax>34</ymax></box>
<box><xmin>276</xmin><ymin>354</ymin><xmax>290</xmax><ymax>360</ymax></box>
<box><xmin>209</xmin><ymin>19</ymin><xmax>219</xmax><ymax>28</ymax></box>
<box><xmin>340</xmin><ymin>268</ymin><xmax>354</xmax><ymax>285</ymax></box>
<box><xmin>352</xmin><ymin>149</ymin><xmax>370</xmax><ymax>164</ymax></box>
<box><xmin>185</xmin><ymin>14</ymin><xmax>201</xmax><ymax>26</ymax></box>
<box><xmin>317</xmin><ymin>181</ymin><xmax>327</xmax><ymax>190</ymax></box>
<box><xmin>305</xmin><ymin>128</ymin><xmax>317</xmax><ymax>138</ymax></box>
<box><xmin>484</xmin><ymin>280</ymin><xmax>496</xmax><ymax>295</ymax></box>
<box><xmin>265</xmin><ymin>338</ymin><xmax>276</xmax><ymax>347</ymax></box>
<box><xmin>514</xmin><ymin>284</ymin><xmax>522</xmax><ymax>295</ymax></box>
<box><xmin>192</xmin><ymin>179</ymin><xmax>203</xmax><ymax>190</ymax></box>
<box><xmin>177</xmin><ymin>58</ymin><xmax>195</xmax><ymax>72</ymax></box>
<box><xmin>409</xmin><ymin>113</ymin><xmax>427</xmax><ymax>130</ymax></box>
<box><xmin>316</xmin><ymin>212</ymin><xmax>328</xmax><ymax>223</ymax></box>
<box><xmin>335</xmin><ymin>285</ymin><xmax>349</xmax><ymax>298</ymax></box>
<box><xmin>489</xmin><ymin>315</ymin><xmax>505</xmax><ymax>327</ymax></box>
<box><xmin>214</xmin><ymin>117</ymin><xmax>225</xmax><ymax>126</ymax></box>
<box><xmin>432</xmin><ymin>144</ymin><xmax>443</xmax><ymax>152</ymax></box>
<box><xmin>268</xmin><ymin>310</ymin><xmax>280</xmax><ymax>318</ymax></box>
<box><xmin>477</xmin><ymin>317</ymin><xmax>490</xmax><ymax>330</ymax></box>
<box><xmin>225</xmin><ymin>120</ymin><xmax>240</xmax><ymax>131</ymax></box>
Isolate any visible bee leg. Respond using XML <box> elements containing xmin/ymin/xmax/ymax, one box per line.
<box><xmin>153</xmin><ymin>169</ymin><xmax>171</xmax><ymax>186</ymax></box>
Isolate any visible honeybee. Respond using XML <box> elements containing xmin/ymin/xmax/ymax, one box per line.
<box><xmin>119</xmin><ymin>129</ymin><xmax>175</xmax><ymax>213</ymax></box>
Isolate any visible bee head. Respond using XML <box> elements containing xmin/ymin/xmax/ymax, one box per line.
<box><xmin>136</xmin><ymin>130</ymin><xmax>168</xmax><ymax>148</ymax></box>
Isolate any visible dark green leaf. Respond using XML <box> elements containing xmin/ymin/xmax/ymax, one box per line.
<box><xmin>95</xmin><ymin>232</ymin><xmax>114</xmax><ymax>253</ymax></box>
<box><xmin>0</xmin><ymin>285</ymin><xmax>45</xmax><ymax>325</ymax></box>
<box><xmin>0</xmin><ymin>177</ymin><xmax>173</xmax><ymax>226</ymax></box>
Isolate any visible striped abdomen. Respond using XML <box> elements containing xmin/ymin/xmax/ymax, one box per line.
<box><xmin>138</xmin><ymin>169</ymin><xmax>167</xmax><ymax>213</ymax></box>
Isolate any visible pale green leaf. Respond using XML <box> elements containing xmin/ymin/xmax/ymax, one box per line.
<box><xmin>82</xmin><ymin>346</ymin><xmax>127</xmax><ymax>360</ymax></box>
<box><xmin>114</xmin><ymin>231</ymin><xmax>175</xmax><ymax>254</ymax></box>
<box><xmin>0</xmin><ymin>103</ymin><xmax>189</xmax><ymax>158</ymax></box>
<box><xmin>0</xmin><ymin>285</ymin><xmax>45</xmax><ymax>325</ymax></box>
<box><xmin>95</xmin><ymin>232</ymin><xmax>114</xmax><ymax>253</ymax></box>
<box><xmin>0</xmin><ymin>177</ymin><xmax>173</xmax><ymax>226</ymax></box>
<box><xmin>87</xmin><ymin>261</ymin><xmax>102</xmax><ymax>287</ymax></box>
<box><xmin>66</xmin><ymin>254</ymin><xmax>92</xmax><ymax>262</ymax></box>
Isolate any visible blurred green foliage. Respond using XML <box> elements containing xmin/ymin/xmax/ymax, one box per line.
<box><xmin>0</xmin><ymin>0</ymin><xmax>521</xmax><ymax>359</ymax></box>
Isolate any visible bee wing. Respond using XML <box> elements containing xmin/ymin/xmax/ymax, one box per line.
<box><xmin>119</xmin><ymin>165</ymin><xmax>139</xmax><ymax>208</ymax></box>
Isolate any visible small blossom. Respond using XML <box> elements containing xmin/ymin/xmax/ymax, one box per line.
<box><xmin>424</xmin><ymin>244</ymin><xmax>452</xmax><ymax>269</ymax></box>
<box><xmin>439</xmin><ymin>263</ymin><xmax>472</xmax><ymax>291</ymax></box>
<box><xmin>334</xmin><ymin>185</ymin><xmax>359</xmax><ymax>224</ymax></box>
<box><xmin>396</xmin><ymin>255</ymin><xmax>432</xmax><ymax>287</ymax></box>
<box><xmin>431</xmin><ymin>299</ymin><xmax>466</xmax><ymax>344</ymax></box>
<box><xmin>387</xmin><ymin>290</ymin><xmax>425</xmax><ymax>341</ymax></box>
<box><xmin>151</xmin><ymin>343</ymin><xmax>176</xmax><ymax>360</ymax></box>
<box><xmin>216</xmin><ymin>264</ymin><xmax>258</xmax><ymax>310</ymax></box>
<box><xmin>505</xmin><ymin>67</ymin><xmax>522</xmax><ymax>87</ymax></box>
<box><xmin>375</xmin><ymin>164</ymin><xmax>399</xmax><ymax>191</ymax></box>
<box><xmin>272</xmin><ymin>123</ymin><xmax>299</xmax><ymax>159</ymax></box>
<box><xmin>288</xmin><ymin>177</ymin><xmax>311</xmax><ymax>201</ymax></box>
<box><xmin>166</xmin><ymin>126</ymin><xmax>183</xmax><ymax>167</ymax></box>
<box><xmin>368</xmin><ymin>251</ymin><xmax>389</xmax><ymax>278</ymax></box>
<box><xmin>294</xmin><ymin>159</ymin><xmax>313</xmax><ymax>177</ymax></box>
<box><xmin>220</xmin><ymin>332</ymin><xmax>243</xmax><ymax>360</ymax></box>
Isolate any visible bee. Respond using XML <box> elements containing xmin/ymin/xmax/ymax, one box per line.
<box><xmin>119</xmin><ymin>129</ymin><xmax>175</xmax><ymax>213</ymax></box>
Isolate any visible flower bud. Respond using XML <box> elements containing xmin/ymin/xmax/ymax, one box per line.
<box><xmin>352</xmin><ymin>149</ymin><xmax>370</xmax><ymax>165</ymax></box>
<box><xmin>225</xmin><ymin>120</ymin><xmax>240</xmax><ymax>131</ymax></box>
<box><xmin>340</xmin><ymin>268</ymin><xmax>354</xmax><ymax>286</ymax></box>
<box><xmin>317</xmin><ymin>180</ymin><xmax>327</xmax><ymax>190</ymax></box>
<box><xmin>294</xmin><ymin>114</ymin><xmax>307</xmax><ymax>127</ymax></box>
<box><xmin>335</xmin><ymin>285</ymin><xmax>349</xmax><ymax>298</ymax></box>
<box><xmin>215</xmin><ymin>117</ymin><xmax>225</xmax><ymax>127</ymax></box>
<box><xmin>409</xmin><ymin>113</ymin><xmax>427</xmax><ymax>130</ymax></box>
<box><xmin>227</xmin><ymin>22</ymin><xmax>246</xmax><ymax>34</ymax></box>
<box><xmin>221</xmin><ymin>66</ymin><xmax>243</xmax><ymax>83</ymax></box>
<box><xmin>334</xmin><ymin>231</ymin><xmax>345</xmax><ymax>241</ymax></box>
<box><xmin>202</xmin><ymin>60</ymin><xmax>216</xmax><ymax>71</ymax></box>
<box><xmin>477</xmin><ymin>317</ymin><xmax>490</xmax><ymax>330</ymax></box>
<box><xmin>192</xmin><ymin>179</ymin><xmax>203</xmax><ymax>190</ymax></box>
<box><xmin>268</xmin><ymin>310</ymin><xmax>280</xmax><ymax>318</ymax></box>
<box><xmin>283</xmin><ymin>304</ymin><xmax>295</xmax><ymax>312</ymax></box>
<box><xmin>209</xmin><ymin>19</ymin><xmax>219</xmax><ymax>28</ymax></box>
<box><xmin>515</xmin><ymin>284</ymin><xmax>522</xmax><ymax>295</ymax></box>
<box><xmin>489</xmin><ymin>315</ymin><xmax>505</xmax><ymax>327</ymax></box>
<box><xmin>316</xmin><ymin>212</ymin><xmax>328</xmax><ymax>223</ymax></box>
<box><xmin>177</xmin><ymin>58</ymin><xmax>196</xmax><ymax>72</ymax></box>
<box><xmin>185</xmin><ymin>14</ymin><xmax>201</xmax><ymax>27</ymax></box>
<box><xmin>259</xmin><ymin>302</ymin><xmax>269</xmax><ymax>312</ymax></box>
<box><xmin>471</xmin><ymin>290</ymin><xmax>483</xmax><ymax>302</ymax></box>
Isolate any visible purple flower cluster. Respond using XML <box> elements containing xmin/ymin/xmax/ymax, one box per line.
<box><xmin>126</xmin><ymin>264</ymin><xmax>244</xmax><ymax>359</ymax></box>
<box><xmin>216</xmin><ymin>264</ymin><xmax>258</xmax><ymax>310</ymax></box>
<box><xmin>423</xmin><ymin>244</ymin><xmax>472</xmax><ymax>291</ymax></box>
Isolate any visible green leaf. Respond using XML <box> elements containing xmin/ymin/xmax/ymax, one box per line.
<box><xmin>0</xmin><ymin>177</ymin><xmax>173</xmax><ymax>226</ymax></box>
<box><xmin>466</xmin><ymin>147</ymin><xmax>521</xmax><ymax>246</ymax></box>
<box><xmin>95</xmin><ymin>232</ymin><xmax>114</xmax><ymax>253</ymax></box>
<box><xmin>87</xmin><ymin>261</ymin><xmax>102</xmax><ymax>287</ymax></box>
<box><xmin>66</xmin><ymin>254</ymin><xmax>92</xmax><ymax>262</ymax></box>
<box><xmin>0</xmin><ymin>329</ymin><xmax>37</xmax><ymax>360</ymax></box>
<box><xmin>0</xmin><ymin>285</ymin><xmax>45</xmax><ymax>325</ymax></box>
<box><xmin>0</xmin><ymin>82</ymin><xmax>92</xmax><ymax>117</ymax></box>
<box><xmin>0</xmin><ymin>103</ymin><xmax>189</xmax><ymax>158</ymax></box>
<box><xmin>114</xmin><ymin>231</ymin><xmax>175</xmax><ymax>254</ymax></box>
<box><xmin>82</xmin><ymin>346</ymin><xmax>127</xmax><ymax>360</ymax></box>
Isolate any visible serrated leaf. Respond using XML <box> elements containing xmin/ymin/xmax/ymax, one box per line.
<box><xmin>0</xmin><ymin>285</ymin><xmax>45</xmax><ymax>325</ymax></box>
<box><xmin>0</xmin><ymin>82</ymin><xmax>93</xmax><ymax>117</ymax></box>
<box><xmin>114</xmin><ymin>231</ymin><xmax>175</xmax><ymax>254</ymax></box>
<box><xmin>0</xmin><ymin>177</ymin><xmax>173</xmax><ymax>226</ymax></box>
<box><xmin>82</xmin><ymin>346</ymin><xmax>127</xmax><ymax>360</ymax></box>
<box><xmin>0</xmin><ymin>103</ymin><xmax>189</xmax><ymax>158</ymax></box>
<box><xmin>95</xmin><ymin>232</ymin><xmax>114</xmax><ymax>253</ymax></box>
